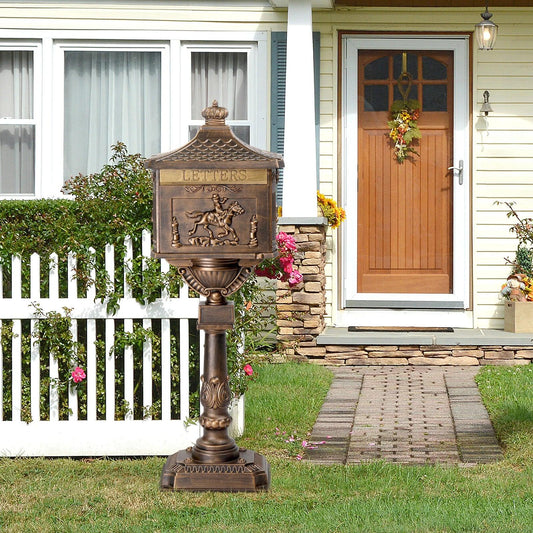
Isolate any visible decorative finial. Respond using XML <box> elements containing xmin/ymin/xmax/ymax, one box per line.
<box><xmin>201</xmin><ymin>100</ymin><xmax>229</xmax><ymax>125</ymax></box>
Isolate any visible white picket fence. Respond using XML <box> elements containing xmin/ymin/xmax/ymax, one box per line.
<box><xmin>0</xmin><ymin>231</ymin><xmax>204</xmax><ymax>457</ymax></box>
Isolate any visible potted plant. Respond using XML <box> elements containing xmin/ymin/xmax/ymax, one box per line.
<box><xmin>499</xmin><ymin>202</ymin><xmax>533</xmax><ymax>332</ymax></box>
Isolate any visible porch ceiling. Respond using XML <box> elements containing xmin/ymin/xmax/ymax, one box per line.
<box><xmin>335</xmin><ymin>1</ymin><xmax>532</xmax><ymax>6</ymax></box>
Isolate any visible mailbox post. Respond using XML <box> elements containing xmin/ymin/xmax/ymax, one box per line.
<box><xmin>146</xmin><ymin>101</ymin><xmax>282</xmax><ymax>491</ymax></box>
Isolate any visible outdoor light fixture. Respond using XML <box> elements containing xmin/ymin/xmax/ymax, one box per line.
<box><xmin>475</xmin><ymin>0</ymin><xmax>498</xmax><ymax>50</ymax></box>
<box><xmin>480</xmin><ymin>90</ymin><xmax>493</xmax><ymax>116</ymax></box>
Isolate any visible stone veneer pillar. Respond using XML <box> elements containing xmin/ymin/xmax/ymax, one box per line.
<box><xmin>276</xmin><ymin>217</ymin><xmax>328</xmax><ymax>357</ymax></box>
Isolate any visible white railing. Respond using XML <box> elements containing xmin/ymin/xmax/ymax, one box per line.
<box><xmin>0</xmin><ymin>231</ymin><xmax>203</xmax><ymax>457</ymax></box>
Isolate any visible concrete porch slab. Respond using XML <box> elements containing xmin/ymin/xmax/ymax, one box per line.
<box><xmin>317</xmin><ymin>327</ymin><xmax>533</xmax><ymax>347</ymax></box>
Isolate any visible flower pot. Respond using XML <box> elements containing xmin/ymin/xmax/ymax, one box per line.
<box><xmin>504</xmin><ymin>301</ymin><xmax>533</xmax><ymax>333</ymax></box>
<box><xmin>228</xmin><ymin>395</ymin><xmax>245</xmax><ymax>439</ymax></box>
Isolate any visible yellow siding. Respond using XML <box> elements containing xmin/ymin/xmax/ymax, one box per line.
<box><xmin>472</xmin><ymin>14</ymin><xmax>533</xmax><ymax>328</ymax></box>
<box><xmin>310</xmin><ymin>7</ymin><xmax>533</xmax><ymax>328</ymax></box>
<box><xmin>0</xmin><ymin>2</ymin><xmax>286</xmax><ymax>26</ymax></box>
<box><xmin>2</xmin><ymin>3</ymin><xmax>533</xmax><ymax>328</ymax></box>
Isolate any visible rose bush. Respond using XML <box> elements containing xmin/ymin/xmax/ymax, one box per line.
<box><xmin>255</xmin><ymin>232</ymin><xmax>303</xmax><ymax>287</ymax></box>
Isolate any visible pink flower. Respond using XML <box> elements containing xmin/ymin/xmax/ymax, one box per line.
<box><xmin>255</xmin><ymin>231</ymin><xmax>302</xmax><ymax>287</ymax></box>
<box><xmin>281</xmin><ymin>260</ymin><xmax>294</xmax><ymax>274</ymax></box>
<box><xmin>71</xmin><ymin>366</ymin><xmax>86</xmax><ymax>383</ymax></box>
<box><xmin>276</xmin><ymin>231</ymin><xmax>290</xmax><ymax>244</ymax></box>
<box><xmin>288</xmin><ymin>270</ymin><xmax>303</xmax><ymax>287</ymax></box>
<box><xmin>243</xmin><ymin>364</ymin><xmax>253</xmax><ymax>376</ymax></box>
<box><xmin>277</xmin><ymin>232</ymin><xmax>297</xmax><ymax>251</ymax></box>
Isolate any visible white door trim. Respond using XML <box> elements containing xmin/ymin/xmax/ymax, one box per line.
<box><xmin>341</xmin><ymin>35</ymin><xmax>470</xmax><ymax>315</ymax></box>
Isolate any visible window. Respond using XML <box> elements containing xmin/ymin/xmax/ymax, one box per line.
<box><xmin>0</xmin><ymin>49</ymin><xmax>35</xmax><ymax>194</ymax></box>
<box><xmin>0</xmin><ymin>34</ymin><xmax>266</xmax><ymax>198</ymax></box>
<box><xmin>63</xmin><ymin>49</ymin><xmax>162</xmax><ymax>180</ymax></box>
<box><xmin>362</xmin><ymin>52</ymin><xmax>450</xmax><ymax>113</ymax></box>
<box><xmin>183</xmin><ymin>43</ymin><xmax>259</xmax><ymax>146</ymax></box>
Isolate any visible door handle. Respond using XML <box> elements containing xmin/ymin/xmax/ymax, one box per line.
<box><xmin>448</xmin><ymin>160</ymin><xmax>464</xmax><ymax>185</ymax></box>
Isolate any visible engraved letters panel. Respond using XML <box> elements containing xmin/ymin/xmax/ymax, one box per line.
<box><xmin>160</xmin><ymin>168</ymin><xmax>268</xmax><ymax>185</ymax></box>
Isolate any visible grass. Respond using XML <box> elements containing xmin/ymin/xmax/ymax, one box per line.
<box><xmin>0</xmin><ymin>363</ymin><xmax>532</xmax><ymax>532</ymax></box>
<box><xmin>476</xmin><ymin>365</ymin><xmax>533</xmax><ymax>465</ymax></box>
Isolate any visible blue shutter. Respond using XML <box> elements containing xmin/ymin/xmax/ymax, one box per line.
<box><xmin>271</xmin><ymin>31</ymin><xmax>320</xmax><ymax>206</ymax></box>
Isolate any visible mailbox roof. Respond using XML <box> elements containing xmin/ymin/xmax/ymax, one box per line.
<box><xmin>145</xmin><ymin>125</ymin><xmax>284</xmax><ymax>170</ymax></box>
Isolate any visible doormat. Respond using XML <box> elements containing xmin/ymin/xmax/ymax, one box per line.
<box><xmin>348</xmin><ymin>326</ymin><xmax>454</xmax><ymax>333</ymax></box>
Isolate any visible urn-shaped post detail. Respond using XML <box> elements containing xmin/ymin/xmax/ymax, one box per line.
<box><xmin>146</xmin><ymin>101</ymin><xmax>283</xmax><ymax>492</ymax></box>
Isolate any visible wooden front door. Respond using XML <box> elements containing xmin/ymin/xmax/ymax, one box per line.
<box><xmin>357</xmin><ymin>50</ymin><xmax>453</xmax><ymax>294</ymax></box>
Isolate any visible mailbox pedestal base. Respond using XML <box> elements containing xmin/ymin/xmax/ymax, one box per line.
<box><xmin>160</xmin><ymin>297</ymin><xmax>270</xmax><ymax>492</ymax></box>
<box><xmin>160</xmin><ymin>448</ymin><xmax>270</xmax><ymax>492</ymax></box>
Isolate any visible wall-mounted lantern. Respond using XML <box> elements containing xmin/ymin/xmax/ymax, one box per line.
<box><xmin>480</xmin><ymin>90</ymin><xmax>493</xmax><ymax>116</ymax></box>
<box><xmin>146</xmin><ymin>101</ymin><xmax>283</xmax><ymax>492</ymax></box>
<box><xmin>475</xmin><ymin>0</ymin><xmax>498</xmax><ymax>50</ymax></box>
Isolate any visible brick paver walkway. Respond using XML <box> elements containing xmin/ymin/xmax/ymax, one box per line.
<box><xmin>305</xmin><ymin>366</ymin><xmax>503</xmax><ymax>465</ymax></box>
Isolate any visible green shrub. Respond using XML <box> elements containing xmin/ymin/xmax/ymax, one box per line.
<box><xmin>0</xmin><ymin>143</ymin><xmax>270</xmax><ymax>421</ymax></box>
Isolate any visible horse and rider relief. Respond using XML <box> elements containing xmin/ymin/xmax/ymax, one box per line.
<box><xmin>171</xmin><ymin>193</ymin><xmax>257</xmax><ymax>248</ymax></box>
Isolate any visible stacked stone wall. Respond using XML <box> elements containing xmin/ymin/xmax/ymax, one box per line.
<box><xmin>303</xmin><ymin>344</ymin><xmax>533</xmax><ymax>366</ymax></box>
<box><xmin>276</xmin><ymin>223</ymin><xmax>327</xmax><ymax>357</ymax></box>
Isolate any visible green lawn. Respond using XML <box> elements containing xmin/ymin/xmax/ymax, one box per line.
<box><xmin>0</xmin><ymin>363</ymin><xmax>532</xmax><ymax>533</ymax></box>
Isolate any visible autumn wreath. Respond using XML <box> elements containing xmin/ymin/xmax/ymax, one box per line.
<box><xmin>388</xmin><ymin>99</ymin><xmax>421</xmax><ymax>163</ymax></box>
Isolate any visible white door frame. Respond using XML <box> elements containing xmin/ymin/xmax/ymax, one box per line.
<box><xmin>340</xmin><ymin>35</ymin><xmax>471</xmax><ymax>326</ymax></box>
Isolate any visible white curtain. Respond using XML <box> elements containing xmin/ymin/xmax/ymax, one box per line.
<box><xmin>64</xmin><ymin>51</ymin><xmax>161</xmax><ymax>180</ymax></box>
<box><xmin>0</xmin><ymin>50</ymin><xmax>34</xmax><ymax>194</ymax></box>
<box><xmin>191</xmin><ymin>52</ymin><xmax>247</xmax><ymax>120</ymax></box>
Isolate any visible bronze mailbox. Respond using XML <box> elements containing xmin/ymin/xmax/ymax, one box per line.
<box><xmin>148</xmin><ymin>101</ymin><xmax>282</xmax><ymax>303</ymax></box>
<box><xmin>146</xmin><ymin>101</ymin><xmax>283</xmax><ymax>492</ymax></box>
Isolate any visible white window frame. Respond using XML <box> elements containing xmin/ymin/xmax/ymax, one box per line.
<box><xmin>339</xmin><ymin>35</ymin><xmax>471</xmax><ymax>327</ymax></box>
<box><xmin>0</xmin><ymin>29</ymin><xmax>267</xmax><ymax>198</ymax></box>
<box><xmin>0</xmin><ymin>41</ymin><xmax>42</xmax><ymax>198</ymax></box>
<box><xmin>52</xmin><ymin>41</ymin><xmax>170</xmax><ymax>192</ymax></box>
<box><xmin>180</xmin><ymin>40</ymin><xmax>266</xmax><ymax>149</ymax></box>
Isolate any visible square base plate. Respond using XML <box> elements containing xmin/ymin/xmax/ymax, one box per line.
<box><xmin>160</xmin><ymin>448</ymin><xmax>270</xmax><ymax>492</ymax></box>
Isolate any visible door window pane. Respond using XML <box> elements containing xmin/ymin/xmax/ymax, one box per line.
<box><xmin>64</xmin><ymin>51</ymin><xmax>161</xmax><ymax>180</ymax></box>
<box><xmin>364</xmin><ymin>56</ymin><xmax>388</xmax><ymax>80</ymax></box>
<box><xmin>422</xmin><ymin>56</ymin><xmax>447</xmax><ymax>80</ymax></box>
<box><xmin>393</xmin><ymin>53</ymin><xmax>418</xmax><ymax>80</ymax></box>
<box><xmin>0</xmin><ymin>50</ymin><xmax>34</xmax><ymax>193</ymax></box>
<box><xmin>423</xmin><ymin>85</ymin><xmax>447</xmax><ymax>111</ymax></box>
<box><xmin>364</xmin><ymin>85</ymin><xmax>388</xmax><ymax>111</ymax></box>
<box><xmin>191</xmin><ymin>52</ymin><xmax>247</xmax><ymax>120</ymax></box>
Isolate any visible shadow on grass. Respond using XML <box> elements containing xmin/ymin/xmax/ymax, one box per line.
<box><xmin>491</xmin><ymin>403</ymin><xmax>533</xmax><ymax>443</ymax></box>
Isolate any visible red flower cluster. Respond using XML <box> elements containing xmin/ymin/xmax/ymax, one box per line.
<box><xmin>255</xmin><ymin>232</ymin><xmax>303</xmax><ymax>287</ymax></box>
